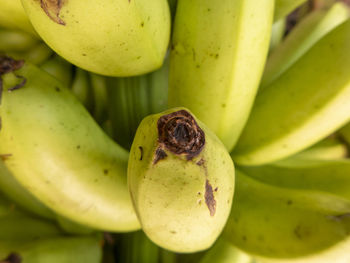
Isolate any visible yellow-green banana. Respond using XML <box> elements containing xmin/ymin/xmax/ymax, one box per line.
<box><xmin>0</xmin><ymin>236</ymin><xmax>102</xmax><ymax>263</ymax></box>
<box><xmin>128</xmin><ymin>108</ymin><xmax>235</xmax><ymax>252</ymax></box>
<box><xmin>274</xmin><ymin>0</ymin><xmax>308</xmax><ymax>22</ymax></box>
<box><xmin>224</xmin><ymin>170</ymin><xmax>350</xmax><ymax>262</ymax></box>
<box><xmin>233</xmin><ymin>19</ymin><xmax>350</xmax><ymax>166</ymax></box>
<box><xmin>0</xmin><ymin>56</ymin><xmax>139</xmax><ymax>231</ymax></box>
<box><xmin>269</xmin><ymin>19</ymin><xmax>286</xmax><ymax>53</ymax></box>
<box><xmin>339</xmin><ymin>122</ymin><xmax>350</xmax><ymax>145</ymax></box>
<box><xmin>40</xmin><ymin>55</ymin><xmax>73</xmax><ymax>87</ymax></box>
<box><xmin>20</xmin><ymin>0</ymin><xmax>171</xmax><ymax>76</ymax></box>
<box><xmin>262</xmin><ymin>2</ymin><xmax>350</xmax><ymax>89</ymax></box>
<box><xmin>168</xmin><ymin>0</ymin><xmax>274</xmax><ymax>151</ymax></box>
<box><xmin>0</xmin><ymin>28</ymin><xmax>38</xmax><ymax>52</ymax></box>
<box><xmin>71</xmin><ymin>67</ymin><xmax>94</xmax><ymax>110</ymax></box>
<box><xmin>0</xmin><ymin>0</ymin><xmax>37</xmax><ymax>35</ymax></box>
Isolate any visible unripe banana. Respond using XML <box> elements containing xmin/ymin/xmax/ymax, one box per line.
<box><xmin>20</xmin><ymin>0</ymin><xmax>171</xmax><ymax>76</ymax></box>
<box><xmin>233</xmin><ymin>19</ymin><xmax>350</xmax><ymax>166</ymax></box>
<box><xmin>0</xmin><ymin>56</ymin><xmax>139</xmax><ymax>231</ymax></box>
<box><xmin>0</xmin><ymin>236</ymin><xmax>102</xmax><ymax>263</ymax></box>
<box><xmin>274</xmin><ymin>0</ymin><xmax>308</xmax><ymax>22</ymax></box>
<box><xmin>0</xmin><ymin>28</ymin><xmax>38</xmax><ymax>52</ymax></box>
<box><xmin>269</xmin><ymin>19</ymin><xmax>286</xmax><ymax>53</ymax></box>
<box><xmin>128</xmin><ymin>108</ymin><xmax>235</xmax><ymax>252</ymax></box>
<box><xmin>40</xmin><ymin>55</ymin><xmax>73</xmax><ymax>87</ymax></box>
<box><xmin>168</xmin><ymin>0</ymin><xmax>274</xmax><ymax>151</ymax></box>
<box><xmin>224</xmin><ymin>170</ymin><xmax>350</xmax><ymax>261</ymax></box>
<box><xmin>262</xmin><ymin>2</ymin><xmax>350</xmax><ymax>89</ymax></box>
<box><xmin>0</xmin><ymin>0</ymin><xmax>37</xmax><ymax>35</ymax></box>
<box><xmin>71</xmin><ymin>67</ymin><xmax>94</xmax><ymax>110</ymax></box>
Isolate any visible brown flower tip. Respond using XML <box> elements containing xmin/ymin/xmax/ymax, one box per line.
<box><xmin>157</xmin><ymin>109</ymin><xmax>205</xmax><ymax>160</ymax></box>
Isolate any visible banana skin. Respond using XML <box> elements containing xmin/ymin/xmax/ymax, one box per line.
<box><xmin>0</xmin><ymin>56</ymin><xmax>139</xmax><ymax>231</ymax></box>
<box><xmin>128</xmin><ymin>108</ymin><xmax>235</xmax><ymax>253</ymax></box>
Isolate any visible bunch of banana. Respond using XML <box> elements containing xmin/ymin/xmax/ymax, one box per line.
<box><xmin>20</xmin><ymin>0</ymin><xmax>171</xmax><ymax>76</ymax></box>
<box><xmin>128</xmin><ymin>108</ymin><xmax>235</xmax><ymax>252</ymax></box>
<box><xmin>232</xmin><ymin>18</ymin><xmax>350</xmax><ymax>166</ymax></box>
<box><xmin>168</xmin><ymin>0</ymin><xmax>274</xmax><ymax>151</ymax></box>
<box><xmin>0</xmin><ymin>55</ymin><xmax>139</xmax><ymax>231</ymax></box>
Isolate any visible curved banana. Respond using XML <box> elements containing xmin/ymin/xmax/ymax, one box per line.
<box><xmin>232</xmin><ymin>19</ymin><xmax>350</xmax><ymax>166</ymax></box>
<box><xmin>40</xmin><ymin>55</ymin><xmax>73</xmax><ymax>87</ymax></box>
<box><xmin>128</xmin><ymin>108</ymin><xmax>235</xmax><ymax>252</ymax></box>
<box><xmin>0</xmin><ymin>236</ymin><xmax>102</xmax><ymax>263</ymax></box>
<box><xmin>274</xmin><ymin>0</ymin><xmax>307</xmax><ymax>22</ymax></box>
<box><xmin>0</xmin><ymin>56</ymin><xmax>140</xmax><ymax>231</ymax></box>
<box><xmin>223</xmin><ymin>170</ymin><xmax>350</xmax><ymax>261</ymax></box>
<box><xmin>261</xmin><ymin>2</ymin><xmax>350</xmax><ymax>89</ymax></box>
<box><xmin>71</xmin><ymin>67</ymin><xmax>93</xmax><ymax>110</ymax></box>
<box><xmin>168</xmin><ymin>0</ymin><xmax>274</xmax><ymax>151</ymax></box>
<box><xmin>269</xmin><ymin>19</ymin><xmax>286</xmax><ymax>53</ymax></box>
<box><xmin>0</xmin><ymin>28</ymin><xmax>38</xmax><ymax>52</ymax></box>
<box><xmin>0</xmin><ymin>0</ymin><xmax>37</xmax><ymax>35</ymax></box>
<box><xmin>20</xmin><ymin>0</ymin><xmax>170</xmax><ymax>76</ymax></box>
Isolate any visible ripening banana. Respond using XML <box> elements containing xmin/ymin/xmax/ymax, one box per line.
<box><xmin>261</xmin><ymin>2</ymin><xmax>350</xmax><ymax>89</ymax></box>
<box><xmin>0</xmin><ymin>0</ymin><xmax>37</xmax><ymax>35</ymax></box>
<box><xmin>0</xmin><ymin>236</ymin><xmax>102</xmax><ymax>263</ymax></box>
<box><xmin>0</xmin><ymin>28</ymin><xmax>38</xmax><ymax>52</ymax></box>
<box><xmin>232</xmin><ymin>19</ymin><xmax>350</xmax><ymax>166</ymax></box>
<box><xmin>269</xmin><ymin>19</ymin><xmax>286</xmax><ymax>53</ymax></box>
<box><xmin>40</xmin><ymin>55</ymin><xmax>73</xmax><ymax>87</ymax></box>
<box><xmin>274</xmin><ymin>0</ymin><xmax>308</xmax><ymax>22</ymax></box>
<box><xmin>168</xmin><ymin>0</ymin><xmax>274</xmax><ymax>152</ymax></box>
<box><xmin>223</xmin><ymin>170</ymin><xmax>350</xmax><ymax>262</ymax></box>
<box><xmin>0</xmin><ymin>55</ymin><xmax>140</xmax><ymax>231</ymax></box>
<box><xmin>20</xmin><ymin>0</ymin><xmax>171</xmax><ymax>76</ymax></box>
<box><xmin>128</xmin><ymin>108</ymin><xmax>235</xmax><ymax>252</ymax></box>
<box><xmin>239</xmin><ymin>158</ymin><xmax>350</xmax><ymax>204</ymax></box>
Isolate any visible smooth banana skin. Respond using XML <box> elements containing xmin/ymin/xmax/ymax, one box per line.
<box><xmin>232</xmin><ymin>19</ymin><xmax>350</xmax><ymax>166</ymax></box>
<box><xmin>40</xmin><ymin>55</ymin><xmax>73</xmax><ymax>87</ymax></box>
<box><xmin>199</xmin><ymin>238</ymin><xmax>253</xmax><ymax>263</ymax></box>
<box><xmin>0</xmin><ymin>58</ymin><xmax>140</xmax><ymax>231</ymax></box>
<box><xmin>71</xmin><ymin>67</ymin><xmax>94</xmax><ymax>111</ymax></box>
<box><xmin>0</xmin><ymin>160</ymin><xmax>54</xmax><ymax>219</ymax></box>
<box><xmin>224</xmin><ymin>170</ymin><xmax>350</xmax><ymax>261</ymax></box>
<box><xmin>274</xmin><ymin>0</ymin><xmax>307</xmax><ymax>22</ymax></box>
<box><xmin>261</xmin><ymin>2</ymin><xmax>350</xmax><ymax>89</ymax></box>
<box><xmin>21</xmin><ymin>0</ymin><xmax>170</xmax><ymax>76</ymax></box>
<box><xmin>0</xmin><ymin>28</ymin><xmax>38</xmax><ymax>52</ymax></box>
<box><xmin>128</xmin><ymin>108</ymin><xmax>235</xmax><ymax>252</ymax></box>
<box><xmin>0</xmin><ymin>236</ymin><xmax>102</xmax><ymax>263</ymax></box>
<box><xmin>0</xmin><ymin>0</ymin><xmax>37</xmax><ymax>35</ymax></box>
<box><xmin>7</xmin><ymin>42</ymin><xmax>53</xmax><ymax>65</ymax></box>
<box><xmin>240</xmin><ymin>158</ymin><xmax>350</xmax><ymax>203</ymax></box>
<box><xmin>284</xmin><ymin>137</ymin><xmax>348</xmax><ymax>161</ymax></box>
<box><xmin>168</xmin><ymin>0</ymin><xmax>274</xmax><ymax>151</ymax></box>
<box><xmin>269</xmin><ymin>19</ymin><xmax>286</xmax><ymax>53</ymax></box>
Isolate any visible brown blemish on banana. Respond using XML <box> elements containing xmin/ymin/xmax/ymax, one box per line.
<box><xmin>157</xmin><ymin>110</ymin><xmax>205</xmax><ymax>160</ymax></box>
<box><xmin>0</xmin><ymin>253</ymin><xmax>22</xmax><ymax>263</ymax></box>
<box><xmin>139</xmin><ymin>146</ymin><xmax>143</xmax><ymax>160</ymax></box>
<box><xmin>153</xmin><ymin>147</ymin><xmax>167</xmax><ymax>164</ymax></box>
<box><xmin>205</xmin><ymin>179</ymin><xmax>216</xmax><ymax>216</ymax></box>
<box><xmin>0</xmin><ymin>154</ymin><xmax>12</xmax><ymax>161</ymax></box>
<box><xmin>40</xmin><ymin>0</ymin><xmax>67</xmax><ymax>25</ymax></box>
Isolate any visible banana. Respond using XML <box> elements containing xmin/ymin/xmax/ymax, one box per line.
<box><xmin>269</xmin><ymin>19</ymin><xmax>286</xmax><ymax>53</ymax></box>
<box><xmin>339</xmin><ymin>122</ymin><xmax>350</xmax><ymax>145</ymax></box>
<box><xmin>0</xmin><ymin>56</ymin><xmax>140</xmax><ymax>231</ymax></box>
<box><xmin>20</xmin><ymin>0</ymin><xmax>171</xmax><ymax>76</ymax></box>
<box><xmin>0</xmin><ymin>160</ymin><xmax>54</xmax><ymax>219</ymax></box>
<box><xmin>223</xmin><ymin>170</ymin><xmax>350</xmax><ymax>262</ymax></box>
<box><xmin>168</xmin><ymin>0</ymin><xmax>274</xmax><ymax>151</ymax></box>
<box><xmin>199</xmin><ymin>238</ymin><xmax>253</xmax><ymax>263</ymax></box>
<box><xmin>40</xmin><ymin>55</ymin><xmax>73</xmax><ymax>87</ymax></box>
<box><xmin>0</xmin><ymin>28</ymin><xmax>38</xmax><ymax>52</ymax></box>
<box><xmin>71</xmin><ymin>67</ymin><xmax>94</xmax><ymax>110</ymax></box>
<box><xmin>274</xmin><ymin>0</ymin><xmax>308</xmax><ymax>22</ymax></box>
<box><xmin>261</xmin><ymin>2</ymin><xmax>350</xmax><ymax>89</ymax></box>
<box><xmin>89</xmin><ymin>73</ymin><xmax>108</xmax><ymax>125</ymax></box>
<box><xmin>0</xmin><ymin>236</ymin><xmax>102</xmax><ymax>263</ymax></box>
<box><xmin>0</xmin><ymin>0</ymin><xmax>37</xmax><ymax>35</ymax></box>
<box><xmin>239</xmin><ymin>158</ymin><xmax>350</xmax><ymax>203</ymax></box>
<box><xmin>128</xmin><ymin>108</ymin><xmax>235</xmax><ymax>252</ymax></box>
<box><xmin>232</xmin><ymin>19</ymin><xmax>350</xmax><ymax>166</ymax></box>
<box><xmin>7</xmin><ymin>42</ymin><xmax>53</xmax><ymax>65</ymax></box>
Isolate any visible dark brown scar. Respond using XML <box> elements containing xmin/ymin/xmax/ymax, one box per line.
<box><xmin>153</xmin><ymin>147</ymin><xmax>167</xmax><ymax>164</ymax></box>
<box><xmin>0</xmin><ymin>154</ymin><xmax>12</xmax><ymax>161</ymax></box>
<box><xmin>0</xmin><ymin>253</ymin><xmax>22</xmax><ymax>263</ymax></box>
<box><xmin>40</xmin><ymin>0</ymin><xmax>67</xmax><ymax>25</ymax></box>
<box><xmin>139</xmin><ymin>146</ymin><xmax>143</xmax><ymax>161</ymax></box>
<box><xmin>157</xmin><ymin>109</ymin><xmax>205</xmax><ymax>160</ymax></box>
<box><xmin>205</xmin><ymin>179</ymin><xmax>216</xmax><ymax>216</ymax></box>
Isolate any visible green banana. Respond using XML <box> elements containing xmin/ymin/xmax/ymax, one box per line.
<box><xmin>20</xmin><ymin>0</ymin><xmax>171</xmax><ymax>76</ymax></box>
<box><xmin>128</xmin><ymin>108</ymin><xmax>235</xmax><ymax>252</ymax></box>
<box><xmin>40</xmin><ymin>55</ymin><xmax>73</xmax><ymax>87</ymax></box>
<box><xmin>269</xmin><ymin>19</ymin><xmax>286</xmax><ymax>53</ymax></box>
<box><xmin>89</xmin><ymin>73</ymin><xmax>108</xmax><ymax>125</ymax></box>
<box><xmin>199</xmin><ymin>238</ymin><xmax>253</xmax><ymax>263</ymax></box>
<box><xmin>274</xmin><ymin>0</ymin><xmax>308</xmax><ymax>22</ymax></box>
<box><xmin>0</xmin><ymin>160</ymin><xmax>54</xmax><ymax>219</ymax></box>
<box><xmin>168</xmin><ymin>0</ymin><xmax>274</xmax><ymax>151</ymax></box>
<box><xmin>262</xmin><ymin>2</ymin><xmax>350</xmax><ymax>89</ymax></box>
<box><xmin>233</xmin><ymin>19</ymin><xmax>350</xmax><ymax>166</ymax></box>
<box><xmin>0</xmin><ymin>236</ymin><xmax>102</xmax><ymax>263</ymax></box>
<box><xmin>0</xmin><ymin>56</ymin><xmax>139</xmax><ymax>231</ymax></box>
<box><xmin>239</xmin><ymin>158</ymin><xmax>350</xmax><ymax>203</ymax></box>
<box><xmin>0</xmin><ymin>0</ymin><xmax>37</xmax><ymax>35</ymax></box>
<box><xmin>7</xmin><ymin>42</ymin><xmax>53</xmax><ymax>65</ymax></box>
<box><xmin>71</xmin><ymin>67</ymin><xmax>94</xmax><ymax>110</ymax></box>
<box><xmin>224</xmin><ymin>170</ymin><xmax>350</xmax><ymax>261</ymax></box>
<box><xmin>0</xmin><ymin>28</ymin><xmax>38</xmax><ymax>52</ymax></box>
